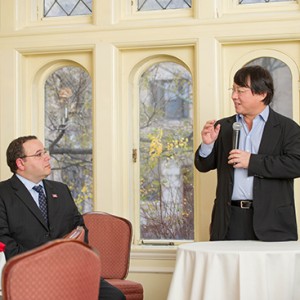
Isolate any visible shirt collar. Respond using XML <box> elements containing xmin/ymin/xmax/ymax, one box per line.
<box><xmin>237</xmin><ymin>105</ymin><xmax>269</xmax><ymax>123</ymax></box>
<box><xmin>16</xmin><ymin>174</ymin><xmax>44</xmax><ymax>191</ymax></box>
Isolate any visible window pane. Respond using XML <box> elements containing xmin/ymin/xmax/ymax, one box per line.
<box><xmin>138</xmin><ymin>0</ymin><xmax>191</xmax><ymax>11</ymax></box>
<box><xmin>44</xmin><ymin>66</ymin><xmax>93</xmax><ymax>213</ymax></box>
<box><xmin>44</xmin><ymin>0</ymin><xmax>92</xmax><ymax>17</ymax></box>
<box><xmin>245</xmin><ymin>57</ymin><xmax>292</xmax><ymax>118</ymax></box>
<box><xmin>239</xmin><ymin>0</ymin><xmax>294</xmax><ymax>4</ymax></box>
<box><xmin>139</xmin><ymin>62</ymin><xmax>194</xmax><ymax>240</ymax></box>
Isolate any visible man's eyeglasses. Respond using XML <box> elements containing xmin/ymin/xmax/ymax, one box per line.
<box><xmin>229</xmin><ymin>87</ymin><xmax>251</xmax><ymax>95</ymax></box>
<box><xmin>20</xmin><ymin>150</ymin><xmax>48</xmax><ymax>159</ymax></box>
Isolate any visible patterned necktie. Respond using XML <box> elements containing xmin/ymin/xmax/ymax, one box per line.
<box><xmin>33</xmin><ymin>185</ymin><xmax>48</xmax><ymax>223</ymax></box>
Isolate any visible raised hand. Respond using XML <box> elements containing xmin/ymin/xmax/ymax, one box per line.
<box><xmin>201</xmin><ymin>120</ymin><xmax>221</xmax><ymax>145</ymax></box>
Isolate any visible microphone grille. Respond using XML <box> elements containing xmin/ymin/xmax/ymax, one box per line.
<box><xmin>232</xmin><ymin>122</ymin><xmax>242</xmax><ymax>131</ymax></box>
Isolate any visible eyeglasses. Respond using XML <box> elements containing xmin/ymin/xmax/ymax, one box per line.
<box><xmin>20</xmin><ymin>150</ymin><xmax>48</xmax><ymax>159</ymax></box>
<box><xmin>229</xmin><ymin>87</ymin><xmax>251</xmax><ymax>95</ymax></box>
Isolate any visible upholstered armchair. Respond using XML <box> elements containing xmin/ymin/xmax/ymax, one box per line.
<box><xmin>2</xmin><ymin>239</ymin><xmax>101</xmax><ymax>300</ymax></box>
<box><xmin>83</xmin><ymin>211</ymin><xmax>144</xmax><ymax>300</ymax></box>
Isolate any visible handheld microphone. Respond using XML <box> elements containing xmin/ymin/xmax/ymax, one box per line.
<box><xmin>232</xmin><ymin>122</ymin><xmax>242</xmax><ymax>149</ymax></box>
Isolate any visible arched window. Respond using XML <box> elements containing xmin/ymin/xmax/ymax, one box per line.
<box><xmin>138</xmin><ymin>62</ymin><xmax>194</xmax><ymax>241</ymax></box>
<box><xmin>44</xmin><ymin>66</ymin><xmax>93</xmax><ymax>213</ymax></box>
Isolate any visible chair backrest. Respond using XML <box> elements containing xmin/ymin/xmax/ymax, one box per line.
<box><xmin>64</xmin><ymin>225</ymin><xmax>85</xmax><ymax>242</ymax></box>
<box><xmin>83</xmin><ymin>212</ymin><xmax>132</xmax><ymax>279</ymax></box>
<box><xmin>2</xmin><ymin>239</ymin><xmax>101</xmax><ymax>300</ymax></box>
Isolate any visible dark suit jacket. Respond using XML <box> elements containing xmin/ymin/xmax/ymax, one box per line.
<box><xmin>195</xmin><ymin>108</ymin><xmax>300</xmax><ymax>241</ymax></box>
<box><xmin>0</xmin><ymin>175</ymin><xmax>85</xmax><ymax>259</ymax></box>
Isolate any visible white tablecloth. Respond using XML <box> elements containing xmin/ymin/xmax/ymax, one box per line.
<box><xmin>167</xmin><ymin>241</ymin><xmax>300</xmax><ymax>300</ymax></box>
<box><xmin>0</xmin><ymin>252</ymin><xmax>6</xmax><ymax>294</ymax></box>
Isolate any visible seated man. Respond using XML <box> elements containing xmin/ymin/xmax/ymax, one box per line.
<box><xmin>0</xmin><ymin>135</ymin><xmax>125</xmax><ymax>300</ymax></box>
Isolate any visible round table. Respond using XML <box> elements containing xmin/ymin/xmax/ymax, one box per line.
<box><xmin>167</xmin><ymin>241</ymin><xmax>300</xmax><ymax>300</ymax></box>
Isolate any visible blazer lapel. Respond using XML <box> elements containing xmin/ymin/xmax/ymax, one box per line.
<box><xmin>224</xmin><ymin>116</ymin><xmax>237</xmax><ymax>153</ymax></box>
<box><xmin>258</xmin><ymin>108</ymin><xmax>281</xmax><ymax>154</ymax></box>
<box><xmin>43</xmin><ymin>180</ymin><xmax>60</xmax><ymax>225</ymax></box>
<box><xmin>11</xmin><ymin>175</ymin><xmax>48</xmax><ymax>228</ymax></box>
<box><xmin>225</xmin><ymin>116</ymin><xmax>237</xmax><ymax>181</ymax></box>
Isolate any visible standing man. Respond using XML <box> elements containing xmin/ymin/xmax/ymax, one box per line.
<box><xmin>0</xmin><ymin>135</ymin><xmax>125</xmax><ymax>300</ymax></box>
<box><xmin>195</xmin><ymin>65</ymin><xmax>300</xmax><ymax>241</ymax></box>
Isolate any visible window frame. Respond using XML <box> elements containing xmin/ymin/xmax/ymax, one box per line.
<box><xmin>119</xmin><ymin>47</ymin><xmax>195</xmax><ymax>247</ymax></box>
<box><xmin>222</xmin><ymin>0</ymin><xmax>299</xmax><ymax>15</ymax></box>
<box><xmin>18</xmin><ymin>0</ymin><xmax>93</xmax><ymax>28</ymax></box>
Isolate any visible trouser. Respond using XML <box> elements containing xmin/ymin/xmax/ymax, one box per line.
<box><xmin>225</xmin><ymin>205</ymin><xmax>258</xmax><ymax>240</ymax></box>
<box><xmin>99</xmin><ymin>278</ymin><xmax>126</xmax><ymax>300</ymax></box>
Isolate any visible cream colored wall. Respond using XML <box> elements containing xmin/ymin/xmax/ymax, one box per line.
<box><xmin>1</xmin><ymin>1</ymin><xmax>300</xmax><ymax>299</ymax></box>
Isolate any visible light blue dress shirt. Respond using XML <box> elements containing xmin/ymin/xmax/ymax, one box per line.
<box><xmin>199</xmin><ymin>106</ymin><xmax>269</xmax><ymax>200</ymax></box>
<box><xmin>16</xmin><ymin>174</ymin><xmax>45</xmax><ymax>208</ymax></box>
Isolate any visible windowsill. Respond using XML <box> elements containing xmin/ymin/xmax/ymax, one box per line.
<box><xmin>131</xmin><ymin>244</ymin><xmax>177</xmax><ymax>259</ymax></box>
<box><xmin>130</xmin><ymin>240</ymin><xmax>194</xmax><ymax>260</ymax></box>
<box><xmin>129</xmin><ymin>245</ymin><xmax>178</xmax><ymax>274</ymax></box>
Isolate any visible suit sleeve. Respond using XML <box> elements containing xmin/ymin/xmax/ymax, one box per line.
<box><xmin>0</xmin><ymin>195</ymin><xmax>26</xmax><ymax>259</ymax></box>
<box><xmin>248</xmin><ymin>118</ymin><xmax>300</xmax><ymax>179</ymax></box>
<box><xmin>62</xmin><ymin>184</ymin><xmax>89</xmax><ymax>244</ymax></box>
<box><xmin>194</xmin><ymin>143</ymin><xmax>218</xmax><ymax>173</ymax></box>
